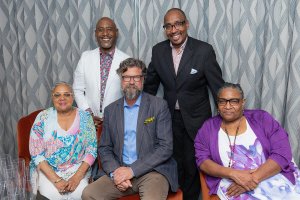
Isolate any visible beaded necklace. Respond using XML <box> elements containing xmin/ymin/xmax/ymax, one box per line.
<box><xmin>223</xmin><ymin>116</ymin><xmax>243</xmax><ymax>168</ymax></box>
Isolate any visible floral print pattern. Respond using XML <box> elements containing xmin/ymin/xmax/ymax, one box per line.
<box><xmin>29</xmin><ymin>107</ymin><xmax>97</xmax><ymax>177</ymax></box>
<box><xmin>219</xmin><ymin>139</ymin><xmax>300</xmax><ymax>200</ymax></box>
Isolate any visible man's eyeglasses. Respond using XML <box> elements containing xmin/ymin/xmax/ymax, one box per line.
<box><xmin>163</xmin><ymin>21</ymin><xmax>186</xmax><ymax>31</ymax></box>
<box><xmin>52</xmin><ymin>93</ymin><xmax>73</xmax><ymax>99</ymax></box>
<box><xmin>217</xmin><ymin>98</ymin><xmax>242</xmax><ymax>106</ymax></box>
<box><xmin>122</xmin><ymin>75</ymin><xmax>144</xmax><ymax>82</ymax></box>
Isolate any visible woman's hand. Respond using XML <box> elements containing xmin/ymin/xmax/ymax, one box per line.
<box><xmin>229</xmin><ymin>169</ymin><xmax>258</xmax><ymax>191</ymax></box>
<box><xmin>226</xmin><ymin>182</ymin><xmax>247</xmax><ymax>197</ymax></box>
<box><xmin>66</xmin><ymin>172</ymin><xmax>84</xmax><ymax>192</ymax></box>
<box><xmin>54</xmin><ymin>179</ymin><xmax>69</xmax><ymax>193</ymax></box>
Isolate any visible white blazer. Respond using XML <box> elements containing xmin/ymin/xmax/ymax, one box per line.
<box><xmin>73</xmin><ymin>48</ymin><xmax>129</xmax><ymax>117</ymax></box>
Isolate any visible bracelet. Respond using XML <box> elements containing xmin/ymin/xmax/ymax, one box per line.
<box><xmin>54</xmin><ymin>177</ymin><xmax>63</xmax><ymax>184</ymax></box>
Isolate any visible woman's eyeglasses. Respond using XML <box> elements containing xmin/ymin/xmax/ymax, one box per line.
<box><xmin>52</xmin><ymin>93</ymin><xmax>73</xmax><ymax>98</ymax></box>
<box><xmin>217</xmin><ymin>98</ymin><xmax>242</xmax><ymax>106</ymax></box>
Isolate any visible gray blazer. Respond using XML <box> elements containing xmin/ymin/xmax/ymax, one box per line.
<box><xmin>99</xmin><ymin>92</ymin><xmax>178</xmax><ymax>192</ymax></box>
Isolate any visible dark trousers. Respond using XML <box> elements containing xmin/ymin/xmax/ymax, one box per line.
<box><xmin>173</xmin><ymin>110</ymin><xmax>200</xmax><ymax>200</ymax></box>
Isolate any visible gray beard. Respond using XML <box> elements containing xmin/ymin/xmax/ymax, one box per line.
<box><xmin>123</xmin><ymin>85</ymin><xmax>142</xmax><ymax>100</ymax></box>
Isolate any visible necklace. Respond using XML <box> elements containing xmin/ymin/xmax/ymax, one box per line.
<box><xmin>223</xmin><ymin>117</ymin><xmax>243</xmax><ymax>168</ymax></box>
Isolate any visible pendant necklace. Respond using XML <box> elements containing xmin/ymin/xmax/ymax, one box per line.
<box><xmin>223</xmin><ymin>116</ymin><xmax>243</xmax><ymax>168</ymax></box>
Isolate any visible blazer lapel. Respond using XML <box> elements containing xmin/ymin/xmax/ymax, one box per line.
<box><xmin>136</xmin><ymin>93</ymin><xmax>150</xmax><ymax>154</ymax></box>
<box><xmin>91</xmin><ymin>49</ymin><xmax>101</xmax><ymax>113</ymax></box>
<box><xmin>102</xmin><ymin>49</ymin><xmax>122</xmax><ymax>110</ymax></box>
<box><xmin>177</xmin><ymin>39</ymin><xmax>193</xmax><ymax>76</ymax></box>
<box><xmin>115</xmin><ymin>99</ymin><xmax>125</xmax><ymax>160</ymax></box>
<box><xmin>176</xmin><ymin>39</ymin><xmax>193</xmax><ymax>87</ymax></box>
<box><xmin>164</xmin><ymin>45</ymin><xmax>176</xmax><ymax>79</ymax></box>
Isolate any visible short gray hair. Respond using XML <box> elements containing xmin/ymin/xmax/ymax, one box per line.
<box><xmin>116</xmin><ymin>58</ymin><xmax>147</xmax><ymax>76</ymax></box>
<box><xmin>51</xmin><ymin>81</ymin><xmax>74</xmax><ymax>94</ymax></box>
<box><xmin>217</xmin><ymin>82</ymin><xmax>244</xmax><ymax>99</ymax></box>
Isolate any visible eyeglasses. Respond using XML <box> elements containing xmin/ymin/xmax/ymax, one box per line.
<box><xmin>52</xmin><ymin>93</ymin><xmax>73</xmax><ymax>99</ymax></box>
<box><xmin>122</xmin><ymin>75</ymin><xmax>144</xmax><ymax>82</ymax></box>
<box><xmin>163</xmin><ymin>21</ymin><xmax>186</xmax><ymax>31</ymax></box>
<box><xmin>217</xmin><ymin>98</ymin><xmax>242</xmax><ymax>106</ymax></box>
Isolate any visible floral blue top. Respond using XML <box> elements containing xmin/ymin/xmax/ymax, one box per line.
<box><xmin>29</xmin><ymin>107</ymin><xmax>97</xmax><ymax>177</ymax></box>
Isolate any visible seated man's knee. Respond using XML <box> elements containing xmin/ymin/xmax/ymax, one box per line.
<box><xmin>82</xmin><ymin>176</ymin><xmax>117</xmax><ymax>200</ymax></box>
<box><xmin>139</xmin><ymin>172</ymin><xmax>169</xmax><ymax>199</ymax></box>
<box><xmin>81</xmin><ymin>185</ymin><xmax>96</xmax><ymax>200</ymax></box>
<box><xmin>81</xmin><ymin>187</ymin><xmax>89</xmax><ymax>200</ymax></box>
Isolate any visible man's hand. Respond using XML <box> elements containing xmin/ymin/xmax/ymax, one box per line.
<box><xmin>93</xmin><ymin>115</ymin><xmax>103</xmax><ymax>130</ymax></box>
<box><xmin>116</xmin><ymin>180</ymin><xmax>132</xmax><ymax>192</ymax></box>
<box><xmin>226</xmin><ymin>182</ymin><xmax>247</xmax><ymax>197</ymax></box>
<box><xmin>113</xmin><ymin>167</ymin><xmax>134</xmax><ymax>185</ymax></box>
<box><xmin>229</xmin><ymin>169</ymin><xmax>258</xmax><ymax>191</ymax></box>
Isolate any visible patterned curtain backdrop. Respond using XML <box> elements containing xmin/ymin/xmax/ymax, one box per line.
<box><xmin>0</xmin><ymin>0</ymin><xmax>300</xmax><ymax>165</ymax></box>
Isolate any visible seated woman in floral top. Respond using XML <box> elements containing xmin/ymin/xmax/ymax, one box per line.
<box><xmin>29</xmin><ymin>82</ymin><xmax>97</xmax><ymax>200</ymax></box>
<box><xmin>195</xmin><ymin>82</ymin><xmax>300</xmax><ymax>200</ymax></box>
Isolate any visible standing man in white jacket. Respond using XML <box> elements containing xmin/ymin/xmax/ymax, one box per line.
<box><xmin>73</xmin><ymin>17</ymin><xmax>129</xmax><ymax>129</ymax></box>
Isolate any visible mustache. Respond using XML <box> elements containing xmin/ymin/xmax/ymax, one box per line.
<box><xmin>123</xmin><ymin>84</ymin><xmax>142</xmax><ymax>100</ymax></box>
<box><xmin>126</xmin><ymin>84</ymin><xmax>138</xmax><ymax>89</ymax></box>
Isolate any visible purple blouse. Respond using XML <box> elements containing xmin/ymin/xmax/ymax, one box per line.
<box><xmin>194</xmin><ymin>109</ymin><xmax>296</xmax><ymax>195</ymax></box>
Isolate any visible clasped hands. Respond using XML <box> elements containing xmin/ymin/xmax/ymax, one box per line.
<box><xmin>226</xmin><ymin>169</ymin><xmax>259</xmax><ymax>198</ymax></box>
<box><xmin>112</xmin><ymin>167</ymin><xmax>134</xmax><ymax>192</ymax></box>
<box><xmin>54</xmin><ymin>173</ymin><xmax>83</xmax><ymax>194</ymax></box>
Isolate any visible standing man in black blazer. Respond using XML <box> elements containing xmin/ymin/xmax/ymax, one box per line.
<box><xmin>144</xmin><ymin>8</ymin><xmax>224</xmax><ymax>200</ymax></box>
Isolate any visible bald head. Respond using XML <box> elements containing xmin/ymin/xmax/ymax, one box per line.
<box><xmin>95</xmin><ymin>17</ymin><xmax>118</xmax><ymax>53</ymax></box>
<box><xmin>164</xmin><ymin>8</ymin><xmax>187</xmax><ymax>23</ymax></box>
<box><xmin>96</xmin><ymin>17</ymin><xmax>117</xmax><ymax>30</ymax></box>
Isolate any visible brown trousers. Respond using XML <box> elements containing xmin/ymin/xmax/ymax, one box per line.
<box><xmin>82</xmin><ymin>171</ymin><xmax>169</xmax><ymax>200</ymax></box>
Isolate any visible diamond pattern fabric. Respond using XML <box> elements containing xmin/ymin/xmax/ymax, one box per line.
<box><xmin>0</xmin><ymin>0</ymin><xmax>300</xmax><ymax>166</ymax></box>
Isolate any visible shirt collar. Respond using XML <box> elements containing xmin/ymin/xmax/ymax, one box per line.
<box><xmin>170</xmin><ymin>37</ymin><xmax>188</xmax><ymax>51</ymax></box>
<box><xmin>99</xmin><ymin>47</ymin><xmax>115</xmax><ymax>58</ymax></box>
<box><xmin>124</xmin><ymin>93</ymin><xmax>142</xmax><ymax>108</ymax></box>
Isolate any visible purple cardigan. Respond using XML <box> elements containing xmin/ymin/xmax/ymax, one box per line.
<box><xmin>194</xmin><ymin>109</ymin><xmax>295</xmax><ymax>195</ymax></box>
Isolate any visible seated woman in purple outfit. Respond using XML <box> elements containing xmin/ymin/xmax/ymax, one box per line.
<box><xmin>194</xmin><ymin>82</ymin><xmax>300</xmax><ymax>200</ymax></box>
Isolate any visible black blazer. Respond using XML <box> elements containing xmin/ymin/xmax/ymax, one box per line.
<box><xmin>144</xmin><ymin>37</ymin><xmax>224</xmax><ymax>139</ymax></box>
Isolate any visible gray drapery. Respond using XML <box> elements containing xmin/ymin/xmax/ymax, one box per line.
<box><xmin>1</xmin><ymin>0</ymin><xmax>300</xmax><ymax>165</ymax></box>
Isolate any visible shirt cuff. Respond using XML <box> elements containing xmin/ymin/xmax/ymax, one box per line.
<box><xmin>129</xmin><ymin>167</ymin><xmax>135</xmax><ymax>177</ymax></box>
<box><xmin>109</xmin><ymin>172</ymin><xmax>114</xmax><ymax>180</ymax></box>
<box><xmin>33</xmin><ymin>155</ymin><xmax>46</xmax><ymax>166</ymax></box>
<box><xmin>83</xmin><ymin>154</ymin><xmax>96</xmax><ymax>166</ymax></box>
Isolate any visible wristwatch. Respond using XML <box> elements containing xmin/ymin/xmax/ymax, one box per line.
<box><xmin>109</xmin><ymin>172</ymin><xmax>114</xmax><ymax>180</ymax></box>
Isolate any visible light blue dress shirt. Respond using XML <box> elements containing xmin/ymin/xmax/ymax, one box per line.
<box><xmin>122</xmin><ymin>94</ymin><xmax>142</xmax><ymax>165</ymax></box>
